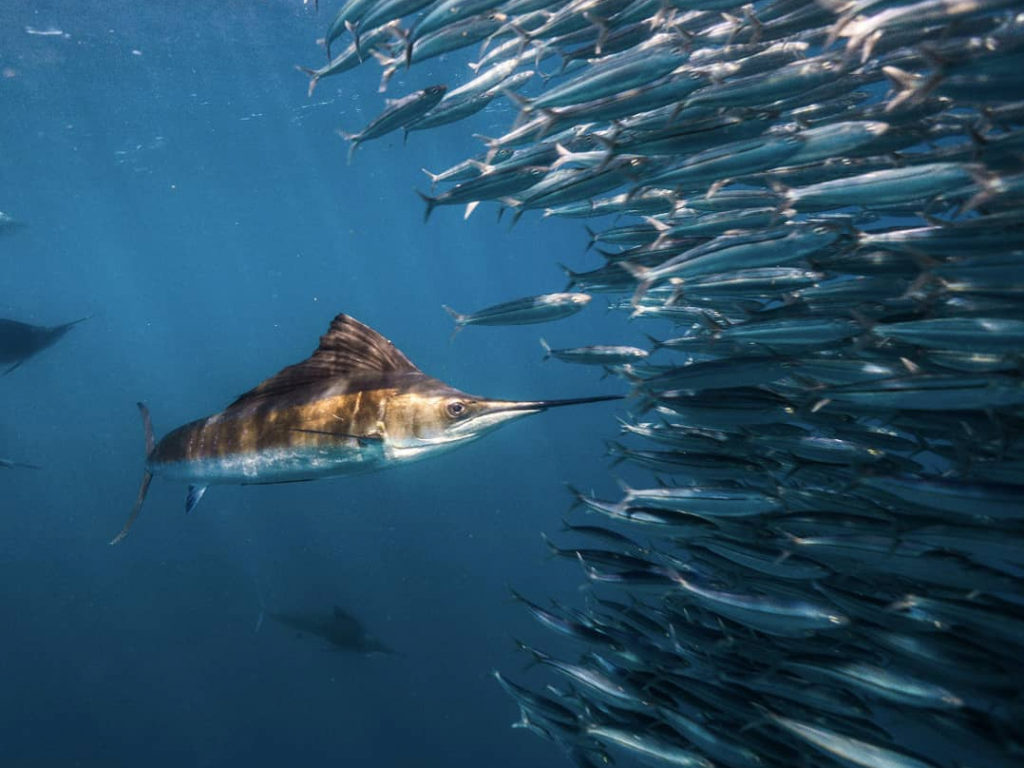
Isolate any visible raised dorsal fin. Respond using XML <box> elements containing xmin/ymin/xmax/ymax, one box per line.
<box><xmin>229</xmin><ymin>314</ymin><xmax>420</xmax><ymax>407</ymax></box>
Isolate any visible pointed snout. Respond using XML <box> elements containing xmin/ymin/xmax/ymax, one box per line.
<box><xmin>479</xmin><ymin>393</ymin><xmax>623</xmax><ymax>416</ymax></box>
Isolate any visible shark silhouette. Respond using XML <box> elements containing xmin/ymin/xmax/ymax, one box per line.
<box><xmin>270</xmin><ymin>605</ymin><xmax>397</xmax><ymax>656</ymax></box>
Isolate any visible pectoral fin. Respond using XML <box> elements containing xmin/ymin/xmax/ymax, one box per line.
<box><xmin>185</xmin><ymin>485</ymin><xmax>208</xmax><ymax>515</ymax></box>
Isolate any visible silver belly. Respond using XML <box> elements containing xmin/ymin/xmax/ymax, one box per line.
<box><xmin>150</xmin><ymin>441</ymin><xmax>389</xmax><ymax>484</ymax></box>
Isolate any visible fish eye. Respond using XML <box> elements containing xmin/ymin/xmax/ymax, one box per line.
<box><xmin>446</xmin><ymin>400</ymin><xmax>467</xmax><ymax>418</ymax></box>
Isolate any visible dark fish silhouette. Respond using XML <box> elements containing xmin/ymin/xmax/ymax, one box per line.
<box><xmin>112</xmin><ymin>312</ymin><xmax>619</xmax><ymax>543</ymax></box>
<box><xmin>0</xmin><ymin>316</ymin><xmax>90</xmax><ymax>375</ymax></box>
<box><xmin>270</xmin><ymin>605</ymin><xmax>397</xmax><ymax>656</ymax></box>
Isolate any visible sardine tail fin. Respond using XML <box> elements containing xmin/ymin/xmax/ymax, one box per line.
<box><xmin>442</xmin><ymin>305</ymin><xmax>467</xmax><ymax>339</ymax></box>
<box><xmin>421</xmin><ymin>167</ymin><xmax>441</xmax><ymax>188</ymax></box>
<box><xmin>296</xmin><ymin>65</ymin><xmax>320</xmax><ymax>97</ymax></box>
<box><xmin>345</xmin><ymin>20</ymin><xmax>361</xmax><ymax>57</ymax></box>
<box><xmin>416</xmin><ymin>190</ymin><xmax>438</xmax><ymax>222</ymax></box>
<box><xmin>336</xmin><ymin>129</ymin><xmax>359</xmax><ymax>164</ymax></box>
<box><xmin>618</xmin><ymin>260</ymin><xmax>653</xmax><ymax>304</ymax></box>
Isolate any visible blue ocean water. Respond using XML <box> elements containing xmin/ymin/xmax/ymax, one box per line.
<box><xmin>1</xmin><ymin>2</ymin><xmax>636</xmax><ymax>764</ymax></box>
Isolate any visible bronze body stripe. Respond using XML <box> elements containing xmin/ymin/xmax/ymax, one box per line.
<box><xmin>150</xmin><ymin>388</ymin><xmax>395</xmax><ymax>465</ymax></box>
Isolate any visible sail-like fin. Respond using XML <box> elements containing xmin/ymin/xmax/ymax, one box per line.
<box><xmin>229</xmin><ymin>314</ymin><xmax>422</xmax><ymax>407</ymax></box>
<box><xmin>185</xmin><ymin>485</ymin><xmax>208</xmax><ymax>515</ymax></box>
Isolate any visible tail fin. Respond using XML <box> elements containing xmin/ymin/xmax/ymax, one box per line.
<box><xmin>416</xmin><ymin>190</ymin><xmax>439</xmax><ymax>222</ymax></box>
<box><xmin>644</xmin><ymin>333</ymin><xmax>664</xmax><ymax>351</ymax></box>
<box><xmin>513</xmin><ymin>637</ymin><xmax>548</xmax><ymax>667</ymax></box>
<box><xmin>565</xmin><ymin>483</ymin><xmax>586</xmax><ymax>510</ymax></box>
<box><xmin>110</xmin><ymin>402</ymin><xmax>155</xmax><ymax>545</ymax></box>
<box><xmin>882</xmin><ymin>65</ymin><xmax>938</xmax><ymax>112</ymax></box>
<box><xmin>296</xmin><ymin>65</ymin><xmax>320</xmax><ymax>97</ymax></box>
<box><xmin>375</xmin><ymin>58</ymin><xmax>398</xmax><ymax>93</ymax></box>
<box><xmin>539</xmin><ymin>337</ymin><xmax>552</xmax><ymax>361</ymax></box>
<box><xmin>614</xmin><ymin>476</ymin><xmax>636</xmax><ymax>499</ymax></box>
<box><xmin>345</xmin><ymin>19</ymin><xmax>361</xmax><ymax>58</ymax></box>
<box><xmin>590</xmin><ymin>13</ymin><xmax>609</xmax><ymax>55</ymax></box>
<box><xmin>559</xmin><ymin>262</ymin><xmax>580</xmax><ymax>290</ymax></box>
<box><xmin>617</xmin><ymin>260</ymin><xmax>654</xmax><ymax>305</ymax></box>
<box><xmin>336</xmin><ymin>129</ymin><xmax>360</xmax><ymax>164</ymax></box>
<box><xmin>422</xmin><ymin>167</ymin><xmax>441</xmax><ymax>188</ymax></box>
<box><xmin>539</xmin><ymin>532</ymin><xmax>562</xmax><ymax>560</ymax></box>
<box><xmin>501</xmin><ymin>86</ymin><xmax>532</xmax><ymax>113</ymax></box>
<box><xmin>472</xmin><ymin>133</ymin><xmax>503</xmax><ymax>162</ymax></box>
<box><xmin>442</xmin><ymin>305</ymin><xmax>467</xmax><ymax>340</ymax></box>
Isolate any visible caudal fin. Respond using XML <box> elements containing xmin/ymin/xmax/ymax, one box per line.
<box><xmin>296</xmin><ymin>65</ymin><xmax>321</xmax><ymax>98</ymax></box>
<box><xmin>442</xmin><ymin>305</ymin><xmax>468</xmax><ymax>341</ymax></box>
<box><xmin>422</xmin><ymin>167</ymin><xmax>441</xmax><ymax>189</ymax></box>
<box><xmin>618</xmin><ymin>260</ymin><xmax>654</xmax><ymax>305</ymax></box>
<box><xmin>416</xmin><ymin>190</ymin><xmax>439</xmax><ymax>222</ymax></box>
<box><xmin>110</xmin><ymin>402</ymin><xmax>155</xmax><ymax>545</ymax></box>
<box><xmin>539</xmin><ymin>338</ymin><xmax>552</xmax><ymax>361</ymax></box>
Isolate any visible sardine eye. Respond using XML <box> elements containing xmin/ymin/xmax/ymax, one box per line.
<box><xmin>446</xmin><ymin>400</ymin><xmax>467</xmax><ymax>418</ymax></box>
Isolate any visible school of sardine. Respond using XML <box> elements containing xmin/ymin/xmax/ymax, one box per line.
<box><xmin>302</xmin><ymin>1</ymin><xmax>1024</xmax><ymax>766</ymax></box>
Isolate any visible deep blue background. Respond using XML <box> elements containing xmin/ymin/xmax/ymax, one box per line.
<box><xmin>0</xmin><ymin>2</ymin><xmax>649</xmax><ymax>764</ymax></box>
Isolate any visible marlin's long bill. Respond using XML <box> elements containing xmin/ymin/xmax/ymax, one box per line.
<box><xmin>483</xmin><ymin>394</ymin><xmax>624</xmax><ymax>413</ymax></box>
<box><xmin>112</xmin><ymin>313</ymin><xmax>622</xmax><ymax>544</ymax></box>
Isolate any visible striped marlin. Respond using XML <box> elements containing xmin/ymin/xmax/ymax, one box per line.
<box><xmin>112</xmin><ymin>313</ymin><xmax>621</xmax><ymax>544</ymax></box>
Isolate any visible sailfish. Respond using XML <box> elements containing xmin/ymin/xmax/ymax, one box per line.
<box><xmin>112</xmin><ymin>313</ymin><xmax>621</xmax><ymax>543</ymax></box>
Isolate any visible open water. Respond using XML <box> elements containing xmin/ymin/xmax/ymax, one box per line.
<box><xmin>2</xmin><ymin>2</ymin><xmax>629</xmax><ymax>764</ymax></box>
